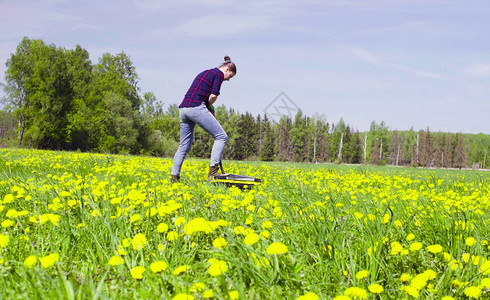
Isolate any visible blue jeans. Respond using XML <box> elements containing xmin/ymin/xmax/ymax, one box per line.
<box><xmin>171</xmin><ymin>103</ymin><xmax>228</xmax><ymax>176</ymax></box>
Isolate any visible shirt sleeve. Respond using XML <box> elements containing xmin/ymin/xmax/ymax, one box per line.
<box><xmin>211</xmin><ymin>73</ymin><xmax>224</xmax><ymax>96</ymax></box>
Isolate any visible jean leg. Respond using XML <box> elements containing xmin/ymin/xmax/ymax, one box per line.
<box><xmin>171</xmin><ymin>114</ymin><xmax>195</xmax><ymax>176</ymax></box>
<box><xmin>192</xmin><ymin>105</ymin><xmax>228</xmax><ymax>166</ymax></box>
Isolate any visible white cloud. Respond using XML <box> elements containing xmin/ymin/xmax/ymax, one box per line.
<box><xmin>338</xmin><ymin>44</ymin><xmax>380</xmax><ymax>63</ymax></box>
<box><xmin>177</xmin><ymin>15</ymin><xmax>273</xmax><ymax>38</ymax></box>
<box><xmin>464</xmin><ymin>63</ymin><xmax>490</xmax><ymax>77</ymax></box>
<box><xmin>337</xmin><ymin>43</ymin><xmax>445</xmax><ymax>79</ymax></box>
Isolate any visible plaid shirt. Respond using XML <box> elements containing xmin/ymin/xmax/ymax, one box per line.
<box><xmin>179</xmin><ymin>68</ymin><xmax>224</xmax><ymax>108</ymax></box>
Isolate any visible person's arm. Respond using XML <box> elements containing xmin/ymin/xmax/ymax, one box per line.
<box><xmin>208</xmin><ymin>94</ymin><xmax>218</xmax><ymax>106</ymax></box>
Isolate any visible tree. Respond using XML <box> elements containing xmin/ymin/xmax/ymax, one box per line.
<box><xmin>453</xmin><ymin>133</ymin><xmax>466</xmax><ymax>169</ymax></box>
<box><xmin>370</xmin><ymin>138</ymin><xmax>380</xmax><ymax>165</ymax></box>
<box><xmin>276</xmin><ymin>116</ymin><xmax>293</xmax><ymax>161</ymax></box>
<box><xmin>329</xmin><ymin>119</ymin><xmax>346</xmax><ymax>163</ymax></box>
<box><xmin>4</xmin><ymin>38</ymin><xmax>81</xmax><ymax>149</ymax></box>
<box><xmin>91</xmin><ymin>52</ymin><xmax>141</xmax><ymax>110</ymax></box>
<box><xmin>99</xmin><ymin>92</ymin><xmax>139</xmax><ymax>153</ymax></box>
<box><xmin>310</xmin><ymin>113</ymin><xmax>327</xmax><ymax>163</ymax></box>
<box><xmin>442</xmin><ymin>133</ymin><xmax>453</xmax><ymax>168</ymax></box>
<box><xmin>3</xmin><ymin>37</ymin><xmax>45</xmax><ymax>145</ymax></box>
<box><xmin>142</xmin><ymin>92</ymin><xmax>164</xmax><ymax>117</ymax></box>
<box><xmin>259</xmin><ymin>114</ymin><xmax>275</xmax><ymax>161</ymax></box>
<box><xmin>233</xmin><ymin>112</ymin><xmax>257</xmax><ymax>160</ymax></box>
<box><xmin>343</xmin><ymin>127</ymin><xmax>362</xmax><ymax>164</ymax></box>
<box><xmin>65</xmin><ymin>45</ymin><xmax>94</xmax><ymax>151</ymax></box>
<box><xmin>290</xmin><ymin>111</ymin><xmax>307</xmax><ymax>162</ymax></box>
<box><xmin>367</xmin><ymin>121</ymin><xmax>390</xmax><ymax>163</ymax></box>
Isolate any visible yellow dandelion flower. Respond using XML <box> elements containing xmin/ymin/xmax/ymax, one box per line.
<box><xmin>344</xmin><ymin>287</ymin><xmax>368</xmax><ymax>299</ymax></box>
<box><xmin>130</xmin><ymin>214</ymin><xmax>142</xmax><ymax>223</ymax></box>
<box><xmin>167</xmin><ymin>231</ymin><xmax>179</xmax><ymax>241</ymax></box>
<box><xmin>406</xmin><ymin>233</ymin><xmax>415</xmax><ymax>241</ymax></box>
<box><xmin>333</xmin><ymin>296</ymin><xmax>351</xmax><ymax>300</ymax></box>
<box><xmin>173</xmin><ymin>293</ymin><xmax>194</xmax><ymax>300</ymax></box>
<box><xmin>212</xmin><ymin>237</ymin><xmax>227</xmax><ymax>249</ymax></box>
<box><xmin>441</xmin><ymin>297</ymin><xmax>455</xmax><ymax>300</ymax></box>
<box><xmin>266</xmin><ymin>242</ymin><xmax>288</xmax><ymax>255</ymax></box>
<box><xmin>261</xmin><ymin>221</ymin><xmax>273</xmax><ymax>229</ymax></box>
<box><xmin>390</xmin><ymin>242</ymin><xmax>404</xmax><ymax>255</ymax></box>
<box><xmin>174</xmin><ymin>217</ymin><xmax>186</xmax><ymax>226</ymax></box>
<box><xmin>39</xmin><ymin>253</ymin><xmax>59</xmax><ymax>269</ymax></box>
<box><xmin>355</xmin><ymin>270</ymin><xmax>369</xmax><ymax>280</ymax></box>
<box><xmin>260</xmin><ymin>230</ymin><xmax>270</xmax><ymax>239</ymax></box>
<box><xmin>480</xmin><ymin>278</ymin><xmax>490</xmax><ymax>289</ymax></box>
<box><xmin>464</xmin><ymin>286</ymin><xmax>481</xmax><ymax>299</ymax></box>
<box><xmin>402</xmin><ymin>285</ymin><xmax>419</xmax><ymax>298</ymax></box>
<box><xmin>24</xmin><ymin>255</ymin><xmax>37</xmax><ymax>268</ymax></box>
<box><xmin>1</xmin><ymin>219</ymin><xmax>14</xmax><ymax>228</ymax></box>
<box><xmin>131</xmin><ymin>233</ymin><xmax>147</xmax><ymax>250</ymax></box>
<box><xmin>465</xmin><ymin>237</ymin><xmax>476</xmax><ymax>247</ymax></box>
<box><xmin>296</xmin><ymin>292</ymin><xmax>319</xmax><ymax>300</ymax></box>
<box><xmin>381</xmin><ymin>213</ymin><xmax>390</xmax><ymax>224</ymax></box>
<box><xmin>150</xmin><ymin>260</ymin><xmax>168</xmax><ymax>273</ymax></box>
<box><xmin>368</xmin><ymin>284</ymin><xmax>383</xmax><ymax>294</ymax></box>
<box><xmin>410</xmin><ymin>242</ymin><xmax>423</xmax><ymax>252</ymax></box>
<box><xmin>173</xmin><ymin>265</ymin><xmax>189</xmax><ymax>275</ymax></box>
<box><xmin>203</xmin><ymin>290</ymin><xmax>213</xmax><ymax>298</ymax></box>
<box><xmin>122</xmin><ymin>238</ymin><xmax>131</xmax><ymax>248</ymax></box>
<box><xmin>427</xmin><ymin>244</ymin><xmax>443</xmax><ymax>254</ymax></box>
<box><xmin>3</xmin><ymin>194</ymin><xmax>14</xmax><ymax>203</ymax></box>
<box><xmin>208</xmin><ymin>260</ymin><xmax>228</xmax><ymax>276</ymax></box>
<box><xmin>423</xmin><ymin>269</ymin><xmax>437</xmax><ymax>280</ymax></box>
<box><xmin>228</xmin><ymin>291</ymin><xmax>239</xmax><ymax>300</ymax></box>
<box><xmin>244</xmin><ymin>233</ymin><xmax>260</xmax><ymax>246</ymax></box>
<box><xmin>157</xmin><ymin>222</ymin><xmax>169</xmax><ymax>233</ymax></box>
<box><xmin>108</xmin><ymin>255</ymin><xmax>124</xmax><ymax>266</ymax></box>
<box><xmin>0</xmin><ymin>234</ymin><xmax>9</xmax><ymax>248</ymax></box>
<box><xmin>130</xmin><ymin>266</ymin><xmax>145</xmax><ymax>279</ymax></box>
<box><xmin>233</xmin><ymin>226</ymin><xmax>246</xmax><ymax>235</ymax></box>
<box><xmin>189</xmin><ymin>282</ymin><xmax>204</xmax><ymax>292</ymax></box>
<box><xmin>410</xmin><ymin>273</ymin><xmax>429</xmax><ymax>291</ymax></box>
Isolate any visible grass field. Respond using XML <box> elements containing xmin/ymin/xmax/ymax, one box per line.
<box><xmin>0</xmin><ymin>148</ymin><xmax>489</xmax><ymax>299</ymax></box>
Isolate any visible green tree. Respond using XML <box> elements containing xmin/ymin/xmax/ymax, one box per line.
<box><xmin>329</xmin><ymin>119</ymin><xmax>346</xmax><ymax>163</ymax></box>
<box><xmin>91</xmin><ymin>52</ymin><xmax>141</xmax><ymax>110</ymax></box>
<box><xmin>259</xmin><ymin>114</ymin><xmax>275</xmax><ymax>161</ymax></box>
<box><xmin>367</xmin><ymin>121</ymin><xmax>390</xmax><ymax>163</ymax></box>
<box><xmin>232</xmin><ymin>112</ymin><xmax>257</xmax><ymax>160</ymax></box>
<box><xmin>343</xmin><ymin>127</ymin><xmax>362</xmax><ymax>164</ymax></box>
<box><xmin>98</xmin><ymin>92</ymin><xmax>139</xmax><ymax>153</ymax></box>
<box><xmin>290</xmin><ymin>111</ymin><xmax>307</xmax><ymax>162</ymax></box>
<box><xmin>276</xmin><ymin>116</ymin><xmax>293</xmax><ymax>161</ymax></box>
<box><xmin>3</xmin><ymin>37</ymin><xmax>45</xmax><ymax>145</ymax></box>
<box><xmin>142</xmin><ymin>92</ymin><xmax>164</xmax><ymax>118</ymax></box>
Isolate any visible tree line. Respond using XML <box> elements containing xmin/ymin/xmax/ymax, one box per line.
<box><xmin>1</xmin><ymin>37</ymin><xmax>489</xmax><ymax>169</ymax></box>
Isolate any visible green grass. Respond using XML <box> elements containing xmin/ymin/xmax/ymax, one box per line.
<box><xmin>0</xmin><ymin>148</ymin><xmax>489</xmax><ymax>299</ymax></box>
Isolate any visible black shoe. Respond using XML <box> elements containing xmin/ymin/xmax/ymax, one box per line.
<box><xmin>208</xmin><ymin>165</ymin><xmax>220</xmax><ymax>182</ymax></box>
<box><xmin>171</xmin><ymin>175</ymin><xmax>180</xmax><ymax>183</ymax></box>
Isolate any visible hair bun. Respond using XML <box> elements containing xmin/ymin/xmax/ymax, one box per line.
<box><xmin>224</xmin><ymin>55</ymin><xmax>231</xmax><ymax>62</ymax></box>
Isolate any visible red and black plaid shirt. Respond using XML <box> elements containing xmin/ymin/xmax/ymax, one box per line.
<box><xmin>179</xmin><ymin>68</ymin><xmax>224</xmax><ymax>108</ymax></box>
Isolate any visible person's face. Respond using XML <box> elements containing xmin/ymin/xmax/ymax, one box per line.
<box><xmin>223</xmin><ymin>68</ymin><xmax>235</xmax><ymax>81</ymax></box>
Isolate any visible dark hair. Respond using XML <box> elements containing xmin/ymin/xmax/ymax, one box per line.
<box><xmin>220</xmin><ymin>55</ymin><xmax>236</xmax><ymax>74</ymax></box>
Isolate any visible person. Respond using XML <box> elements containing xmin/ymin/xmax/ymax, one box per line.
<box><xmin>171</xmin><ymin>56</ymin><xmax>236</xmax><ymax>183</ymax></box>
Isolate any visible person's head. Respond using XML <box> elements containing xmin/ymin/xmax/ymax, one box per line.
<box><xmin>219</xmin><ymin>55</ymin><xmax>236</xmax><ymax>81</ymax></box>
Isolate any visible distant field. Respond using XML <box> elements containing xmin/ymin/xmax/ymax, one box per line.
<box><xmin>0</xmin><ymin>148</ymin><xmax>489</xmax><ymax>299</ymax></box>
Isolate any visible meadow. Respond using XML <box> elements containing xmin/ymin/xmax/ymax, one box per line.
<box><xmin>0</xmin><ymin>148</ymin><xmax>489</xmax><ymax>299</ymax></box>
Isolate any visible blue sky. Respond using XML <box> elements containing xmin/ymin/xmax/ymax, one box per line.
<box><xmin>1</xmin><ymin>0</ymin><xmax>489</xmax><ymax>134</ymax></box>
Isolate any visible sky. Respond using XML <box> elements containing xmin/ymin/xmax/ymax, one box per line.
<box><xmin>1</xmin><ymin>0</ymin><xmax>489</xmax><ymax>134</ymax></box>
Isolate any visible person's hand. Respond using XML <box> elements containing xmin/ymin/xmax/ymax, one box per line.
<box><xmin>208</xmin><ymin>105</ymin><xmax>216</xmax><ymax>117</ymax></box>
